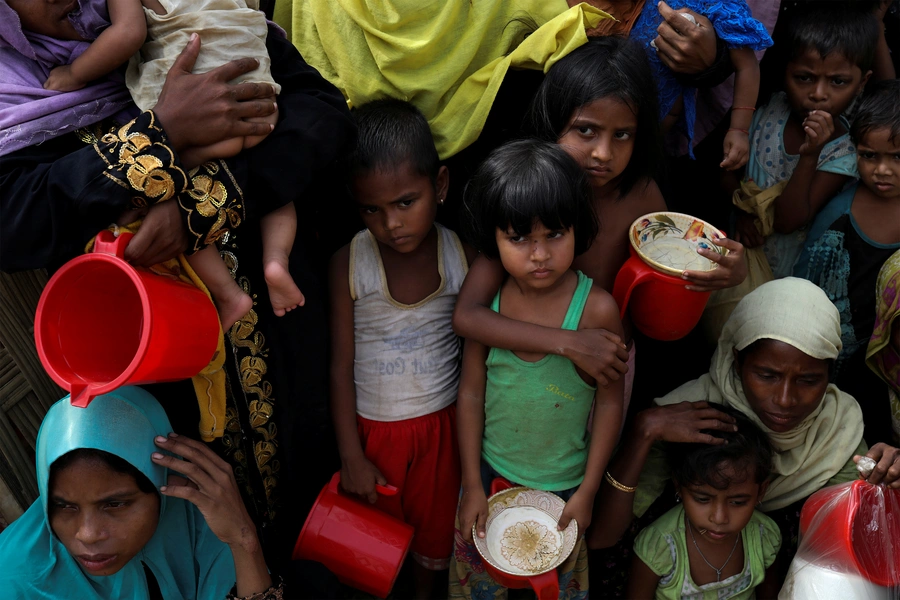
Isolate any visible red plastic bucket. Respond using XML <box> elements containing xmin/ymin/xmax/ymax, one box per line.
<box><xmin>799</xmin><ymin>480</ymin><xmax>900</xmax><ymax>587</ymax></box>
<box><xmin>293</xmin><ymin>472</ymin><xmax>414</xmax><ymax>598</ymax></box>
<box><xmin>613</xmin><ymin>249</ymin><xmax>711</xmax><ymax>341</ymax></box>
<box><xmin>35</xmin><ymin>230</ymin><xmax>220</xmax><ymax>407</ymax></box>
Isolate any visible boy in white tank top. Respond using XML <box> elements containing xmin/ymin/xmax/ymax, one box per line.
<box><xmin>328</xmin><ymin>99</ymin><xmax>475</xmax><ymax>597</ymax></box>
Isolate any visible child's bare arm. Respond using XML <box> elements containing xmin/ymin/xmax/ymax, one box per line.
<box><xmin>774</xmin><ymin>112</ymin><xmax>852</xmax><ymax>233</ymax></box>
<box><xmin>452</xmin><ymin>256</ymin><xmax>628</xmax><ymax>386</ymax></box>
<box><xmin>45</xmin><ymin>0</ymin><xmax>146</xmax><ymax>91</ymax></box>
<box><xmin>557</xmin><ymin>288</ymin><xmax>624</xmax><ymax>533</ymax></box>
<box><xmin>720</xmin><ymin>47</ymin><xmax>759</xmax><ymax>171</ymax></box>
<box><xmin>328</xmin><ymin>245</ymin><xmax>385</xmax><ymax>504</ymax></box>
<box><xmin>457</xmin><ymin>338</ymin><xmax>489</xmax><ymax>542</ymax></box>
<box><xmin>626</xmin><ymin>555</ymin><xmax>662</xmax><ymax>599</ymax></box>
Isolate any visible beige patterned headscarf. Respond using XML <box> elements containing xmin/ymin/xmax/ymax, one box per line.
<box><xmin>658</xmin><ymin>278</ymin><xmax>864</xmax><ymax>511</ymax></box>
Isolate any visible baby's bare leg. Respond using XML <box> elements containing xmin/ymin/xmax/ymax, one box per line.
<box><xmin>186</xmin><ymin>245</ymin><xmax>253</xmax><ymax>330</ymax></box>
<box><xmin>140</xmin><ymin>0</ymin><xmax>167</xmax><ymax>15</ymax></box>
<box><xmin>261</xmin><ymin>202</ymin><xmax>304</xmax><ymax>316</ymax></box>
<box><xmin>243</xmin><ymin>112</ymin><xmax>278</xmax><ymax>149</ymax></box>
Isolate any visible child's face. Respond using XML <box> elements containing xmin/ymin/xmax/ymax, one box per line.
<box><xmin>677</xmin><ymin>464</ymin><xmax>766</xmax><ymax>546</ymax></box>
<box><xmin>7</xmin><ymin>0</ymin><xmax>85</xmax><ymax>41</ymax></box>
<box><xmin>557</xmin><ymin>97</ymin><xmax>636</xmax><ymax>194</ymax></box>
<box><xmin>352</xmin><ymin>162</ymin><xmax>447</xmax><ymax>254</ymax></box>
<box><xmin>784</xmin><ymin>48</ymin><xmax>870</xmax><ymax>121</ymax></box>
<box><xmin>856</xmin><ymin>127</ymin><xmax>900</xmax><ymax>201</ymax></box>
<box><xmin>494</xmin><ymin>222</ymin><xmax>575</xmax><ymax>291</ymax></box>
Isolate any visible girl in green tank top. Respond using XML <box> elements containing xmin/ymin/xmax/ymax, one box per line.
<box><xmin>451</xmin><ymin>140</ymin><xmax>626</xmax><ymax>596</ymax></box>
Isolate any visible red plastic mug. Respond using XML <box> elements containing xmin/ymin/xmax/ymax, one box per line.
<box><xmin>798</xmin><ymin>480</ymin><xmax>899</xmax><ymax>587</ymax></box>
<box><xmin>613</xmin><ymin>248</ymin><xmax>712</xmax><ymax>341</ymax></box>
<box><xmin>35</xmin><ymin>230</ymin><xmax>220</xmax><ymax>407</ymax></box>
<box><xmin>293</xmin><ymin>472</ymin><xmax>413</xmax><ymax>598</ymax></box>
<box><xmin>481</xmin><ymin>478</ymin><xmax>559</xmax><ymax>600</ymax></box>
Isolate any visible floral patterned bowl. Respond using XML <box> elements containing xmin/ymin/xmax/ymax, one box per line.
<box><xmin>473</xmin><ymin>487</ymin><xmax>578</xmax><ymax>577</ymax></box>
<box><xmin>630</xmin><ymin>212</ymin><xmax>727</xmax><ymax>276</ymax></box>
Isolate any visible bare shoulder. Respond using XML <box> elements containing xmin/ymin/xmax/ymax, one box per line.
<box><xmin>461</xmin><ymin>241</ymin><xmax>479</xmax><ymax>266</ymax></box>
<box><xmin>580</xmin><ymin>281</ymin><xmax>624</xmax><ymax>336</ymax></box>
<box><xmin>628</xmin><ymin>178</ymin><xmax>667</xmax><ymax>218</ymax></box>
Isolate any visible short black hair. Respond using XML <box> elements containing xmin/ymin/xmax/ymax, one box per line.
<box><xmin>851</xmin><ymin>79</ymin><xmax>900</xmax><ymax>145</ymax></box>
<box><xmin>527</xmin><ymin>36</ymin><xmax>662</xmax><ymax>199</ymax></box>
<box><xmin>50</xmin><ymin>448</ymin><xmax>157</xmax><ymax>496</ymax></box>
<box><xmin>463</xmin><ymin>139</ymin><xmax>598</xmax><ymax>259</ymax></box>
<box><xmin>347</xmin><ymin>98</ymin><xmax>440</xmax><ymax>183</ymax></box>
<box><xmin>787</xmin><ymin>4</ymin><xmax>879</xmax><ymax>72</ymax></box>
<box><xmin>667</xmin><ymin>405</ymin><xmax>774</xmax><ymax>490</ymax></box>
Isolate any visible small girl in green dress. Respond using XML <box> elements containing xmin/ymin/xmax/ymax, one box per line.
<box><xmin>628</xmin><ymin>406</ymin><xmax>782</xmax><ymax>600</ymax></box>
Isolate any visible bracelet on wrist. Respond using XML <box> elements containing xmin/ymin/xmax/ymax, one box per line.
<box><xmin>732</xmin><ymin>106</ymin><xmax>756</xmax><ymax>111</ymax></box>
<box><xmin>728</xmin><ymin>128</ymin><xmax>749</xmax><ymax>135</ymax></box>
<box><xmin>605</xmin><ymin>471</ymin><xmax>637</xmax><ymax>493</ymax></box>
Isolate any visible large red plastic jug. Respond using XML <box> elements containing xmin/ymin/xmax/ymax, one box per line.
<box><xmin>613</xmin><ymin>212</ymin><xmax>725</xmax><ymax>341</ymax></box>
<box><xmin>798</xmin><ymin>480</ymin><xmax>900</xmax><ymax>587</ymax></box>
<box><xmin>293</xmin><ymin>472</ymin><xmax>413</xmax><ymax>598</ymax></box>
<box><xmin>35</xmin><ymin>230</ymin><xmax>220</xmax><ymax>407</ymax></box>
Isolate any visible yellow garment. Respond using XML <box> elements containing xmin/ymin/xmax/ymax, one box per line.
<box><xmin>700</xmin><ymin>180</ymin><xmax>786</xmax><ymax>344</ymax></box>
<box><xmin>657</xmin><ymin>278</ymin><xmax>864</xmax><ymax>512</ymax></box>
<box><xmin>278</xmin><ymin>0</ymin><xmax>610</xmax><ymax>158</ymax></box>
<box><xmin>86</xmin><ymin>224</ymin><xmax>227</xmax><ymax>442</ymax></box>
<box><xmin>866</xmin><ymin>250</ymin><xmax>900</xmax><ymax>444</ymax></box>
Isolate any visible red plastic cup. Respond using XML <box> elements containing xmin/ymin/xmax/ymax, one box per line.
<box><xmin>293</xmin><ymin>472</ymin><xmax>414</xmax><ymax>598</ymax></box>
<box><xmin>798</xmin><ymin>480</ymin><xmax>900</xmax><ymax>587</ymax></box>
<box><xmin>613</xmin><ymin>249</ymin><xmax>712</xmax><ymax>341</ymax></box>
<box><xmin>35</xmin><ymin>230</ymin><xmax>220</xmax><ymax>407</ymax></box>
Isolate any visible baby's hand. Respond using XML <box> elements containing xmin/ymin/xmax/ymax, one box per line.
<box><xmin>459</xmin><ymin>487</ymin><xmax>489</xmax><ymax>542</ymax></box>
<box><xmin>799</xmin><ymin>109</ymin><xmax>835</xmax><ymax>157</ymax></box>
<box><xmin>720</xmin><ymin>129</ymin><xmax>749</xmax><ymax>171</ymax></box>
<box><xmin>44</xmin><ymin>65</ymin><xmax>86</xmax><ymax>92</ymax></box>
<box><xmin>558</xmin><ymin>488</ymin><xmax>593</xmax><ymax>532</ymax></box>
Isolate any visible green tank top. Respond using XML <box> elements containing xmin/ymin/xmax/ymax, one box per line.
<box><xmin>482</xmin><ymin>270</ymin><xmax>597</xmax><ymax>490</ymax></box>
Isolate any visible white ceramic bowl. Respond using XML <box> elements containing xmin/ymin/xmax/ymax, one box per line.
<box><xmin>473</xmin><ymin>487</ymin><xmax>578</xmax><ymax>577</ymax></box>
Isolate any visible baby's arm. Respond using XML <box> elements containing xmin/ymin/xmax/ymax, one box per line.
<box><xmin>457</xmin><ymin>338</ymin><xmax>490</xmax><ymax>542</ymax></box>
<box><xmin>44</xmin><ymin>0</ymin><xmax>146</xmax><ymax>91</ymax></box>
<box><xmin>720</xmin><ymin>47</ymin><xmax>759</xmax><ymax>171</ymax></box>
<box><xmin>557</xmin><ymin>287</ymin><xmax>624</xmax><ymax>533</ymax></box>
<box><xmin>328</xmin><ymin>245</ymin><xmax>385</xmax><ymax>504</ymax></box>
<box><xmin>626</xmin><ymin>555</ymin><xmax>663</xmax><ymax>599</ymax></box>
<box><xmin>452</xmin><ymin>256</ymin><xmax>628</xmax><ymax>386</ymax></box>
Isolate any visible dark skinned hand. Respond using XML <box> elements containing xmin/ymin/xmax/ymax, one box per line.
<box><xmin>153</xmin><ymin>33</ymin><xmax>278</xmax><ymax>154</ymax></box>
<box><xmin>654</xmin><ymin>1</ymin><xmax>718</xmax><ymax>75</ymax></box>
<box><xmin>123</xmin><ymin>200</ymin><xmax>188</xmax><ymax>266</ymax></box>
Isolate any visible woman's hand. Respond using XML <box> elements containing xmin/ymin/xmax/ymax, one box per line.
<box><xmin>855</xmin><ymin>443</ymin><xmax>900</xmax><ymax>488</ymax></box>
<box><xmin>636</xmin><ymin>401</ymin><xmax>737</xmax><ymax>445</ymax></box>
<box><xmin>123</xmin><ymin>200</ymin><xmax>188</xmax><ymax>266</ymax></box>
<box><xmin>562</xmin><ymin>328</ymin><xmax>630</xmax><ymax>387</ymax></box>
<box><xmin>654</xmin><ymin>2</ymin><xmax>718</xmax><ymax>75</ymax></box>
<box><xmin>799</xmin><ymin>110</ymin><xmax>835</xmax><ymax>157</ymax></box>
<box><xmin>153</xmin><ymin>33</ymin><xmax>278</xmax><ymax>154</ymax></box>
<box><xmin>339</xmin><ymin>455</ymin><xmax>387</xmax><ymax>504</ymax></box>
<box><xmin>151</xmin><ymin>433</ymin><xmax>258</xmax><ymax>549</ymax></box>
<box><xmin>558</xmin><ymin>488</ymin><xmax>593</xmax><ymax>531</ymax></box>
<box><xmin>459</xmin><ymin>487</ymin><xmax>489</xmax><ymax>542</ymax></box>
<box><xmin>682</xmin><ymin>237</ymin><xmax>748</xmax><ymax>292</ymax></box>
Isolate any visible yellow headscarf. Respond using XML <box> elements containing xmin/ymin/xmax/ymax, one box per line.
<box><xmin>658</xmin><ymin>278</ymin><xmax>864</xmax><ymax>511</ymax></box>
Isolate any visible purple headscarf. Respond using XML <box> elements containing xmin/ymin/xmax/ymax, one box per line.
<box><xmin>0</xmin><ymin>0</ymin><xmax>136</xmax><ymax>157</ymax></box>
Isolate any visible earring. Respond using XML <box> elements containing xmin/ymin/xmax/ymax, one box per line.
<box><xmin>675</xmin><ymin>492</ymin><xmax>682</xmax><ymax>503</ymax></box>
<box><xmin>438</xmin><ymin>195</ymin><xmax>444</xmax><ymax>205</ymax></box>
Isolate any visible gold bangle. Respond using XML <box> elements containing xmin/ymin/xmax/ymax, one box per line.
<box><xmin>605</xmin><ymin>471</ymin><xmax>637</xmax><ymax>493</ymax></box>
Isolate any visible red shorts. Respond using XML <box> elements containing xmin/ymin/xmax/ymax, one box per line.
<box><xmin>357</xmin><ymin>403</ymin><xmax>460</xmax><ymax>570</ymax></box>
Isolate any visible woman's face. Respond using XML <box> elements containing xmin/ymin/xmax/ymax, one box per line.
<box><xmin>49</xmin><ymin>456</ymin><xmax>160</xmax><ymax>576</ymax></box>
<box><xmin>735</xmin><ymin>339</ymin><xmax>831</xmax><ymax>433</ymax></box>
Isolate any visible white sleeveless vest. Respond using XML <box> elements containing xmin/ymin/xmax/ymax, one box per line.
<box><xmin>350</xmin><ymin>224</ymin><xmax>468</xmax><ymax>421</ymax></box>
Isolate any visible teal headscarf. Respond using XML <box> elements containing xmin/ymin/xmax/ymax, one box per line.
<box><xmin>0</xmin><ymin>387</ymin><xmax>235</xmax><ymax>599</ymax></box>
